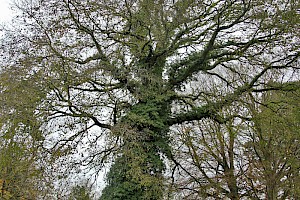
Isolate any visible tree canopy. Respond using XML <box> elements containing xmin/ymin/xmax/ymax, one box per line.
<box><xmin>0</xmin><ymin>0</ymin><xmax>299</xmax><ymax>199</ymax></box>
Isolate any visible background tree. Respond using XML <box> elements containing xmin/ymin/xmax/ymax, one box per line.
<box><xmin>169</xmin><ymin>82</ymin><xmax>300</xmax><ymax>199</ymax></box>
<box><xmin>245</xmin><ymin>83</ymin><xmax>300</xmax><ymax>199</ymax></box>
<box><xmin>0</xmin><ymin>64</ymin><xmax>51</xmax><ymax>198</ymax></box>
<box><xmin>0</xmin><ymin>0</ymin><xmax>299</xmax><ymax>199</ymax></box>
<box><xmin>68</xmin><ymin>183</ymin><xmax>93</xmax><ymax>200</ymax></box>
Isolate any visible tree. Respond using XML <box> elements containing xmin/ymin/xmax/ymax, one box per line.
<box><xmin>0</xmin><ymin>138</ymin><xmax>42</xmax><ymax>199</ymax></box>
<box><xmin>0</xmin><ymin>0</ymin><xmax>299</xmax><ymax>199</ymax></box>
<box><xmin>0</xmin><ymin>53</ymin><xmax>52</xmax><ymax>199</ymax></box>
<box><xmin>169</xmin><ymin>119</ymin><xmax>246</xmax><ymax>199</ymax></box>
<box><xmin>168</xmin><ymin>82</ymin><xmax>300</xmax><ymax>199</ymax></box>
<box><xmin>68</xmin><ymin>184</ymin><xmax>93</xmax><ymax>200</ymax></box>
<box><xmin>245</xmin><ymin>84</ymin><xmax>300</xmax><ymax>199</ymax></box>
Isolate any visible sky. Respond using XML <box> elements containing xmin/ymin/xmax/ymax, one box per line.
<box><xmin>0</xmin><ymin>0</ymin><xmax>14</xmax><ymax>39</ymax></box>
<box><xmin>0</xmin><ymin>0</ymin><xmax>14</xmax><ymax>24</ymax></box>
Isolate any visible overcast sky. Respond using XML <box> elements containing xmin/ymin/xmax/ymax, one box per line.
<box><xmin>0</xmin><ymin>0</ymin><xmax>14</xmax><ymax>24</ymax></box>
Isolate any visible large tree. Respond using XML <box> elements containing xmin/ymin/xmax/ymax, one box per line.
<box><xmin>1</xmin><ymin>0</ymin><xmax>299</xmax><ymax>199</ymax></box>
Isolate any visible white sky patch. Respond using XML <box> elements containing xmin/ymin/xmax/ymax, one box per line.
<box><xmin>0</xmin><ymin>0</ymin><xmax>16</xmax><ymax>39</ymax></box>
<box><xmin>0</xmin><ymin>0</ymin><xmax>14</xmax><ymax>24</ymax></box>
